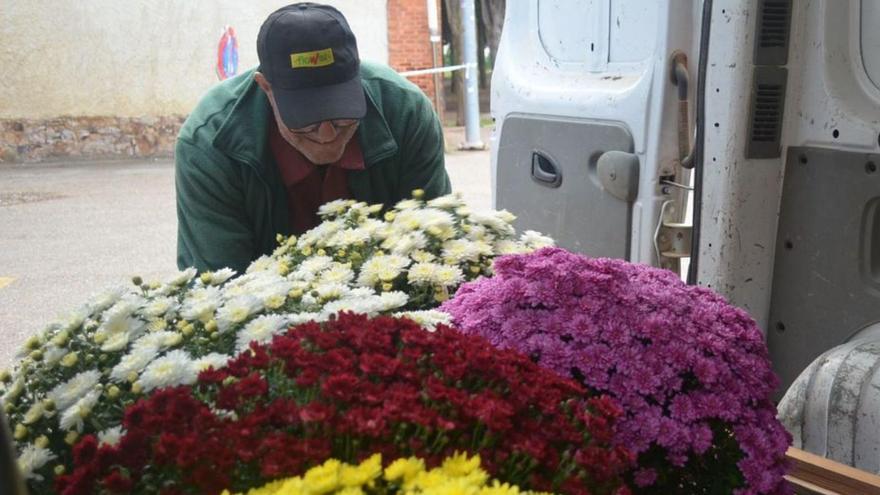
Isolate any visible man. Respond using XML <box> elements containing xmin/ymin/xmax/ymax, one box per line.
<box><xmin>176</xmin><ymin>2</ymin><xmax>451</xmax><ymax>273</ymax></box>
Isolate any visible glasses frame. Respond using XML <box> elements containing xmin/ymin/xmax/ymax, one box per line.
<box><xmin>289</xmin><ymin>119</ymin><xmax>359</xmax><ymax>135</ymax></box>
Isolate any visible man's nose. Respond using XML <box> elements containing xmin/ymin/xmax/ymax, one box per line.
<box><xmin>313</xmin><ymin>121</ymin><xmax>338</xmax><ymax>142</ymax></box>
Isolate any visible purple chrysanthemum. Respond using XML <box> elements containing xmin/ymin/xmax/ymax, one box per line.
<box><xmin>442</xmin><ymin>247</ymin><xmax>791</xmax><ymax>494</ymax></box>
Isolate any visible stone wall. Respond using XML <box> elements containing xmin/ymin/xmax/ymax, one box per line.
<box><xmin>0</xmin><ymin>0</ymin><xmax>388</xmax><ymax>163</ymax></box>
<box><xmin>0</xmin><ymin>116</ymin><xmax>185</xmax><ymax>163</ymax></box>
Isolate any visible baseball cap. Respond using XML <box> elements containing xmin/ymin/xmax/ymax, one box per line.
<box><xmin>256</xmin><ymin>3</ymin><xmax>366</xmax><ymax>129</ymax></box>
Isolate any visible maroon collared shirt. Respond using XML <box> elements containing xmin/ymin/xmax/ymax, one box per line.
<box><xmin>269</xmin><ymin>120</ymin><xmax>365</xmax><ymax>234</ymax></box>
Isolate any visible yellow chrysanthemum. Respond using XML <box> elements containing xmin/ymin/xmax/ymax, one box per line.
<box><xmin>384</xmin><ymin>456</ymin><xmax>425</xmax><ymax>483</ymax></box>
<box><xmin>339</xmin><ymin>454</ymin><xmax>382</xmax><ymax>487</ymax></box>
<box><xmin>441</xmin><ymin>452</ymin><xmax>482</xmax><ymax>477</ymax></box>
<box><xmin>234</xmin><ymin>454</ymin><xmax>544</xmax><ymax>495</ymax></box>
<box><xmin>479</xmin><ymin>481</ymin><xmax>523</xmax><ymax>495</ymax></box>
<box><xmin>303</xmin><ymin>458</ymin><xmax>342</xmax><ymax>495</ymax></box>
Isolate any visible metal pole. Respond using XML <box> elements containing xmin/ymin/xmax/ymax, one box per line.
<box><xmin>460</xmin><ymin>0</ymin><xmax>484</xmax><ymax>149</ymax></box>
<box><xmin>426</xmin><ymin>0</ymin><xmax>443</xmax><ymax>119</ymax></box>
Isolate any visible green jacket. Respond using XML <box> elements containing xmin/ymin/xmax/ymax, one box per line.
<box><xmin>175</xmin><ymin>62</ymin><xmax>450</xmax><ymax>273</ymax></box>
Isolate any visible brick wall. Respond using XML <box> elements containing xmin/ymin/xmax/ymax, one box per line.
<box><xmin>387</xmin><ymin>0</ymin><xmax>441</xmax><ymax>108</ymax></box>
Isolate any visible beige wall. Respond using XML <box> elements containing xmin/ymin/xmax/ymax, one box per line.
<box><xmin>0</xmin><ymin>1</ymin><xmax>388</xmax><ymax>119</ymax></box>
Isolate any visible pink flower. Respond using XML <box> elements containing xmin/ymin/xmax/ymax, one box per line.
<box><xmin>443</xmin><ymin>248</ymin><xmax>792</xmax><ymax>494</ymax></box>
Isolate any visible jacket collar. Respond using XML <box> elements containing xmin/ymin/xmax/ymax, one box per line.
<box><xmin>213</xmin><ymin>69</ymin><xmax>398</xmax><ymax>172</ymax></box>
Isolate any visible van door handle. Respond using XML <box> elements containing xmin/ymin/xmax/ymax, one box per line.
<box><xmin>531</xmin><ymin>152</ymin><xmax>562</xmax><ymax>187</ymax></box>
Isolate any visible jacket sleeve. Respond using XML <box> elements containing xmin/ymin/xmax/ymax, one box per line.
<box><xmin>396</xmin><ymin>91</ymin><xmax>451</xmax><ymax>200</ymax></box>
<box><xmin>175</xmin><ymin>138</ymin><xmax>255</xmax><ymax>273</ymax></box>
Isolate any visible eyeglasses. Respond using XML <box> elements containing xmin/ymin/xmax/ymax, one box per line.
<box><xmin>289</xmin><ymin>119</ymin><xmax>359</xmax><ymax>135</ymax></box>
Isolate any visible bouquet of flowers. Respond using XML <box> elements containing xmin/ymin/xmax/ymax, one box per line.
<box><xmin>1</xmin><ymin>193</ymin><xmax>553</xmax><ymax>492</ymax></box>
<box><xmin>222</xmin><ymin>452</ymin><xmax>544</xmax><ymax>495</ymax></box>
<box><xmin>56</xmin><ymin>313</ymin><xmax>633</xmax><ymax>495</ymax></box>
<box><xmin>442</xmin><ymin>248</ymin><xmax>792</xmax><ymax>494</ymax></box>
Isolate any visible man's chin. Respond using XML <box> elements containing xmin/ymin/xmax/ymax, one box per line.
<box><xmin>303</xmin><ymin>149</ymin><xmax>346</xmax><ymax>165</ymax></box>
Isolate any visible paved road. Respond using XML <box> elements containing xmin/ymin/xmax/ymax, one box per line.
<box><xmin>0</xmin><ymin>145</ymin><xmax>491</xmax><ymax>368</ymax></box>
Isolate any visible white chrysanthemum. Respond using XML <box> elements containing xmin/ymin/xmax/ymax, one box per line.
<box><xmin>300</xmin><ymin>292</ymin><xmax>319</xmax><ymax>308</ymax></box>
<box><xmin>314</xmin><ymin>282</ymin><xmax>349</xmax><ymax>301</ymax></box>
<box><xmin>441</xmin><ymin>239</ymin><xmax>484</xmax><ymax>264</ymax></box>
<box><xmin>17</xmin><ymin>443</ymin><xmax>56</xmax><ymax>481</ymax></box>
<box><xmin>407</xmin><ymin>262</ymin><xmax>442</xmax><ymax>285</ymax></box>
<box><xmin>393</xmin><ymin>310</ymin><xmax>452</xmax><ymax>330</ymax></box>
<box><xmin>322</xmin><ymin>291</ymin><xmax>407</xmax><ymax>316</ymax></box>
<box><xmin>99</xmin><ymin>317</ymin><xmax>146</xmax><ymax>352</ymax></box>
<box><xmin>465</xmin><ymin>224</ymin><xmax>490</xmax><ymax>241</ymax></box>
<box><xmin>99</xmin><ymin>296</ymin><xmax>138</xmax><ymax>324</ymax></box>
<box><xmin>61</xmin><ymin>307</ymin><xmax>90</xmax><ymax>332</ymax></box>
<box><xmin>318</xmin><ymin>263</ymin><xmax>355</xmax><ymax>285</ymax></box>
<box><xmin>497</xmin><ymin>209</ymin><xmax>516</xmax><ymax>223</ymax></box>
<box><xmin>357</xmin><ymin>255</ymin><xmax>411</xmax><ymax>286</ymax></box>
<box><xmin>378</xmin><ymin>291</ymin><xmax>409</xmax><ymax>311</ymax></box>
<box><xmin>2</xmin><ymin>377</ymin><xmax>25</xmax><ymax>404</ymax></box>
<box><xmin>87</xmin><ymin>286</ymin><xmax>128</xmax><ymax>313</ymax></box>
<box><xmin>110</xmin><ymin>342</ymin><xmax>161</xmax><ymax>382</ymax></box>
<box><xmin>359</xmin><ymin>218</ymin><xmax>385</xmax><ymax>235</ymax></box>
<box><xmin>202</xmin><ymin>267</ymin><xmax>237</xmax><ymax>285</ymax></box>
<box><xmin>247</xmin><ymin>255</ymin><xmax>275</xmax><ymax>273</ymax></box>
<box><xmin>47</xmin><ymin>370</ymin><xmax>101</xmax><ymax>411</ymax></box>
<box><xmin>297</xmin><ymin>219</ymin><xmax>345</xmax><ymax>248</ymax></box>
<box><xmin>435</xmin><ymin>265</ymin><xmax>465</xmax><ymax>286</ymax></box>
<box><xmin>288</xmin><ymin>312</ymin><xmax>327</xmax><ymax>326</ymax></box>
<box><xmin>247</xmin><ymin>257</ymin><xmax>290</xmax><ymax>277</ymax></box>
<box><xmin>417</xmin><ymin>208</ymin><xmax>456</xmax><ymax>229</ymax></box>
<box><xmin>381</xmin><ymin>232</ymin><xmax>428</xmax><ymax>255</ymax></box>
<box><xmin>410</xmin><ymin>250</ymin><xmax>436</xmax><ymax>263</ymax></box>
<box><xmin>467</xmin><ymin>211</ymin><xmax>516</xmax><ymax>236</ymax></box>
<box><xmin>388</xmin><ymin>209</ymin><xmax>423</xmax><ymax>232</ymax></box>
<box><xmin>394</xmin><ymin>198</ymin><xmax>422</xmax><ymax>210</ymax></box>
<box><xmin>290</xmin><ymin>280</ymin><xmax>311</xmax><ymax>292</ymax></box>
<box><xmin>192</xmin><ymin>353</ymin><xmax>231</xmax><ymax>373</ymax></box>
<box><xmin>139</xmin><ymin>331</ymin><xmax>181</xmax><ymax>350</ymax></box>
<box><xmin>139</xmin><ymin>350</ymin><xmax>197</xmax><ymax>392</ymax></box>
<box><xmin>318</xmin><ymin>199</ymin><xmax>356</xmax><ymax>217</ymax></box>
<box><xmin>96</xmin><ymin>297</ymin><xmax>145</xmax><ymax>340</ymax></box>
<box><xmin>493</xmin><ymin>240</ymin><xmax>527</xmax><ymax>255</ymax></box>
<box><xmin>427</xmin><ymin>193</ymin><xmax>466</xmax><ymax>210</ymax></box>
<box><xmin>59</xmin><ymin>389</ymin><xmax>100</xmax><ymax>432</ymax></box>
<box><xmin>346</xmin><ymin>287</ymin><xmax>377</xmax><ymax>299</ymax></box>
<box><xmin>181</xmin><ymin>286</ymin><xmax>222</xmax><ymax>322</ymax></box>
<box><xmin>320</xmin><ymin>299</ymin><xmax>360</xmax><ymax>316</ymax></box>
<box><xmin>520</xmin><ymin>230</ymin><xmax>555</xmax><ymax>249</ymax></box>
<box><xmin>235</xmin><ymin>314</ymin><xmax>289</xmax><ymax>352</ymax></box>
<box><xmin>325</xmin><ymin>227</ymin><xmax>372</xmax><ymax>248</ymax></box>
<box><xmin>22</xmin><ymin>401</ymin><xmax>46</xmax><ymax>425</ymax></box>
<box><xmin>292</xmin><ymin>255</ymin><xmax>335</xmax><ymax>281</ymax></box>
<box><xmin>98</xmin><ymin>426</ymin><xmax>125</xmax><ymax>447</ymax></box>
<box><xmin>43</xmin><ymin>345</ymin><xmax>67</xmax><ymax>367</ymax></box>
<box><xmin>166</xmin><ymin>267</ymin><xmax>198</xmax><ymax>286</ymax></box>
<box><xmin>141</xmin><ymin>296</ymin><xmax>178</xmax><ymax>318</ymax></box>
<box><xmin>216</xmin><ymin>295</ymin><xmax>263</xmax><ymax>332</ymax></box>
<box><xmin>252</xmin><ymin>280</ymin><xmax>294</xmax><ymax>307</ymax></box>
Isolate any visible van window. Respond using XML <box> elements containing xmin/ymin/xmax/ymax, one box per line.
<box><xmin>538</xmin><ymin>0</ymin><xmax>657</xmax><ymax>66</ymax></box>
<box><xmin>538</xmin><ymin>0</ymin><xmax>599</xmax><ymax>63</ymax></box>
<box><xmin>863</xmin><ymin>0</ymin><xmax>880</xmax><ymax>90</ymax></box>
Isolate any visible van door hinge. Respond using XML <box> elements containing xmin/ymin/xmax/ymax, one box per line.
<box><xmin>654</xmin><ymin>201</ymin><xmax>692</xmax><ymax>271</ymax></box>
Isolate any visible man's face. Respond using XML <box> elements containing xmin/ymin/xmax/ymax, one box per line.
<box><xmin>255</xmin><ymin>72</ymin><xmax>359</xmax><ymax>165</ymax></box>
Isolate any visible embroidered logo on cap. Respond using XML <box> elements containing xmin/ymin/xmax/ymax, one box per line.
<box><xmin>290</xmin><ymin>48</ymin><xmax>335</xmax><ymax>68</ymax></box>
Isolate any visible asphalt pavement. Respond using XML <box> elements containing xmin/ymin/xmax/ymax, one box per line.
<box><xmin>0</xmin><ymin>131</ymin><xmax>492</xmax><ymax>368</ymax></box>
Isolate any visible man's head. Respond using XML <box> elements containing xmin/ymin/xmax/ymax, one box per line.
<box><xmin>255</xmin><ymin>3</ymin><xmax>365</xmax><ymax>163</ymax></box>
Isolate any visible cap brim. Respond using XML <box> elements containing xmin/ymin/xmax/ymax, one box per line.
<box><xmin>273</xmin><ymin>76</ymin><xmax>366</xmax><ymax>129</ymax></box>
